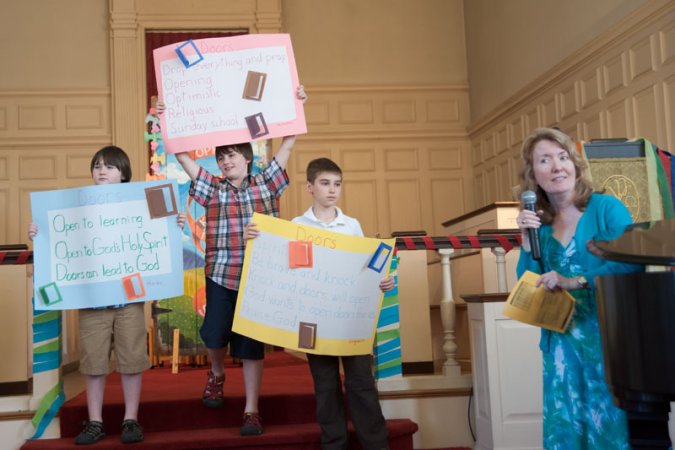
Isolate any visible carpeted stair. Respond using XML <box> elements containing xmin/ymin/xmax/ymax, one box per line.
<box><xmin>21</xmin><ymin>351</ymin><xmax>418</xmax><ymax>450</ymax></box>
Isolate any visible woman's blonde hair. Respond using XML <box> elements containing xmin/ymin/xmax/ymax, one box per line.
<box><xmin>519</xmin><ymin>128</ymin><xmax>594</xmax><ymax>224</ymax></box>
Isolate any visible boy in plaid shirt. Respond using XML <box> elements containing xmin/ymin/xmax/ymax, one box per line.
<box><xmin>174</xmin><ymin>85</ymin><xmax>306</xmax><ymax>436</ymax></box>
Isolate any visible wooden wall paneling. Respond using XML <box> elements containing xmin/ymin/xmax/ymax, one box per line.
<box><xmin>508</xmin><ymin>116</ymin><xmax>524</xmax><ymax>149</ymax></box>
<box><xmin>541</xmin><ymin>95</ymin><xmax>558</xmax><ymax>127</ymax></box>
<box><xmin>580</xmin><ymin>110</ymin><xmax>604</xmax><ymax>141</ymax></box>
<box><xmin>603</xmin><ymin>53</ymin><xmax>628</xmax><ymax>97</ymax></box>
<box><xmin>664</xmin><ymin>74</ymin><xmax>675</xmax><ymax>150</ymax></box>
<box><xmin>293</xmin><ymin>85</ymin><xmax>471</xmax><ymax>235</ymax></box>
<box><xmin>496</xmin><ymin>125</ymin><xmax>508</xmax><ymax>154</ymax></box>
<box><xmin>428</xmin><ymin>144</ymin><xmax>462</xmax><ymax>171</ymax></box>
<box><xmin>467</xmin><ymin>4</ymin><xmax>675</xmax><ymax>209</ymax></box>
<box><xmin>385</xmin><ymin>147</ymin><xmax>420</xmax><ymax>172</ymax></box>
<box><xmin>471</xmin><ymin>141</ymin><xmax>482</xmax><ymax>167</ymax></box>
<box><xmin>343</xmin><ymin>179</ymin><xmax>380</xmax><ymax>237</ymax></box>
<box><xmin>628</xmin><ymin>35</ymin><xmax>656</xmax><ymax>83</ymax></box>
<box><xmin>580</xmin><ymin>69</ymin><xmax>602</xmax><ymax>109</ymax></box>
<box><xmin>497</xmin><ymin>157</ymin><xmax>512</xmax><ymax>201</ymax></box>
<box><xmin>385</xmin><ymin>177</ymin><xmax>423</xmax><ymax>235</ymax></box>
<box><xmin>524</xmin><ymin>107</ymin><xmax>540</xmax><ymax>135</ymax></box>
<box><xmin>632</xmin><ymin>85</ymin><xmax>661</xmax><ymax>142</ymax></box>
<box><xmin>473</xmin><ymin>171</ymin><xmax>485</xmax><ymax>207</ymax></box>
<box><xmin>0</xmin><ymin>106</ymin><xmax>7</xmax><ymax>131</ymax></box>
<box><xmin>484</xmin><ymin>165</ymin><xmax>497</xmax><ymax>205</ymax></box>
<box><xmin>0</xmin><ymin>188</ymin><xmax>8</xmax><ymax>243</ymax></box>
<box><xmin>659</xmin><ymin>20</ymin><xmax>675</xmax><ymax>68</ymax></box>
<box><xmin>430</xmin><ymin>177</ymin><xmax>465</xmax><ymax>236</ymax></box>
<box><xmin>383</xmin><ymin>99</ymin><xmax>417</xmax><ymax>124</ymax></box>
<box><xmin>482</xmin><ymin>132</ymin><xmax>496</xmax><ymax>163</ymax></box>
<box><xmin>559</xmin><ymin>83</ymin><xmax>579</xmax><ymax>121</ymax></box>
<box><xmin>606</xmin><ymin>98</ymin><xmax>632</xmax><ymax>139</ymax></box>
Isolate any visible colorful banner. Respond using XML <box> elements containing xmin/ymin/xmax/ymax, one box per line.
<box><xmin>154</xmin><ymin>34</ymin><xmax>306</xmax><ymax>153</ymax></box>
<box><xmin>30</xmin><ymin>180</ymin><xmax>184</xmax><ymax>309</ymax></box>
<box><xmin>374</xmin><ymin>256</ymin><xmax>403</xmax><ymax>379</ymax></box>
<box><xmin>146</xmin><ymin>102</ymin><xmax>271</xmax><ymax>355</ymax></box>
<box><xmin>233</xmin><ymin>213</ymin><xmax>395</xmax><ymax>356</ymax></box>
<box><xmin>30</xmin><ymin>308</ymin><xmax>64</xmax><ymax>438</ymax></box>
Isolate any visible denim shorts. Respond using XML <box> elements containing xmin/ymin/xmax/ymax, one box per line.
<box><xmin>199</xmin><ymin>277</ymin><xmax>264</xmax><ymax>360</ymax></box>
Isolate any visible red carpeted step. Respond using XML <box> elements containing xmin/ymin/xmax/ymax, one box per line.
<box><xmin>59</xmin><ymin>353</ymin><xmax>319</xmax><ymax>437</ymax></box>
<box><xmin>23</xmin><ymin>352</ymin><xmax>419</xmax><ymax>449</ymax></box>
<box><xmin>21</xmin><ymin>419</ymin><xmax>418</xmax><ymax>450</ymax></box>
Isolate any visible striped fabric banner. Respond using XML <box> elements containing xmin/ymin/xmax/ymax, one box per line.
<box><xmin>373</xmin><ymin>256</ymin><xmax>402</xmax><ymax>379</ymax></box>
<box><xmin>31</xmin><ymin>308</ymin><xmax>65</xmax><ymax>438</ymax></box>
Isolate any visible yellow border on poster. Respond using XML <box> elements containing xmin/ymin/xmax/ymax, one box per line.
<box><xmin>233</xmin><ymin>213</ymin><xmax>395</xmax><ymax>355</ymax></box>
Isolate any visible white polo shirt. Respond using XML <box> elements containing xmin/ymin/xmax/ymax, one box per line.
<box><xmin>292</xmin><ymin>206</ymin><xmax>364</xmax><ymax>238</ymax></box>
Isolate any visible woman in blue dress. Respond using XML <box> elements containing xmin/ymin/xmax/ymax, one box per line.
<box><xmin>516</xmin><ymin>128</ymin><xmax>642</xmax><ymax>449</ymax></box>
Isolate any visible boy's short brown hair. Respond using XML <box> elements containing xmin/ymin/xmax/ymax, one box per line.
<box><xmin>215</xmin><ymin>143</ymin><xmax>254</xmax><ymax>174</ymax></box>
<box><xmin>306</xmin><ymin>158</ymin><xmax>342</xmax><ymax>183</ymax></box>
<box><xmin>90</xmin><ymin>145</ymin><xmax>132</xmax><ymax>182</ymax></box>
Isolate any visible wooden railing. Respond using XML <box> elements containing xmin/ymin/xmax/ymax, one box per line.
<box><xmin>393</xmin><ymin>234</ymin><xmax>521</xmax><ymax>378</ymax></box>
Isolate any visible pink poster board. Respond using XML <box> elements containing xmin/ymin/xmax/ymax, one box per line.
<box><xmin>154</xmin><ymin>34</ymin><xmax>306</xmax><ymax>154</ymax></box>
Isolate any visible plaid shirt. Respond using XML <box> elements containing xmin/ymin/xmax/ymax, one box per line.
<box><xmin>190</xmin><ymin>158</ymin><xmax>288</xmax><ymax>290</ymax></box>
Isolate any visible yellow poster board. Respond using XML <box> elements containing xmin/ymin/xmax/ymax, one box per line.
<box><xmin>233</xmin><ymin>213</ymin><xmax>395</xmax><ymax>355</ymax></box>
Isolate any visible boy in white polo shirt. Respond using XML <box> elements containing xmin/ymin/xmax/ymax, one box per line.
<box><xmin>248</xmin><ymin>157</ymin><xmax>393</xmax><ymax>450</ymax></box>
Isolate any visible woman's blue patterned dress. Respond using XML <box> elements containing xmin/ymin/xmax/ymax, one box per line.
<box><xmin>540</xmin><ymin>233</ymin><xmax>630</xmax><ymax>450</ymax></box>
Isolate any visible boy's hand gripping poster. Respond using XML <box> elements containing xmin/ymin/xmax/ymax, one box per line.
<box><xmin>154</xmin><ymin>34</ymin><xmax>306</xmax><ymax>153</ymax></box>
<box><xmin>233</xmin><ymin>213</ymin><xmax>395</xmax><ymax>356</ymax></box>
<box><xmin>30</xmin><ymin>180</ymin><xmax>185</xmax><ymax>310</ymax></box>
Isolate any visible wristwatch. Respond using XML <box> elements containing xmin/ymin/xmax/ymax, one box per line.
<box><xmin>577</xmin><ymin>275</ymin><xmax>589</xmax><ymax>290</ymax></box>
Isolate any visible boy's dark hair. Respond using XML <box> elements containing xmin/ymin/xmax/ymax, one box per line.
<box><xmin>306</xmin><ymin>158</ymin><xmax>342</xmax><ymax>183</ymax></box>
<box><xmin>216</xmin><ymin>143</ymin><xmax>254</xmax><ymax>174</ymax></box>
<box><xmin>90</xmin><ymin>145</ymin><xmax>132</xmax><ymax>182</ymax></box>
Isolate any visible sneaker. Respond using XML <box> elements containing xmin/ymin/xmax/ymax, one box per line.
<box><xmin>240</xmin><ymin>412</ymin><xmax>263</xmax><ymax>436</ymax></box>
<box><xmin>202</xmin><ymin>370</ymin><xmax>225</xmax><ymax>408</ymax></box>
<box><xmin>74</xmin><ymin>420</ymin><xmax>105</xmax><ymax>445</ymax></box>
<box><xmin>120</xmin><ymin>419</ymin><xmax>144</xmax><ymax>444</ymax></box>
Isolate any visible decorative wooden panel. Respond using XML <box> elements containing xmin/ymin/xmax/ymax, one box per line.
<box><xmin>0</xmin><ymin>107</ymin><xmax>7</xmax><ymax>130</ymax></box>
<box><xmin>629</xmin><ymin>36</ymin><xmax>655</xmax><ymax>82</ymax></box>
<box><xmin>384</xmin><ymin>148</ymin><xmax>419</xmax><ymax>171</ymax></box>
<box><xmin>383</xmin><ymin>100</ymin><xmax>416</xmax><ymax>124</ymax></box>
<box><xmin>343</xmin><ymin>180</ymin><xmax>379</xmax><ymax>236</ymax></box>
<box><xmin>19</xmin><ymin>156</ymin><xmax>57</xmax><ymax>180</ymax></box>
<box><xmin>580</xmin><ymin>70</ymin><xmax>601</xmax><ymax>109</ymax></box>
<box><xmin>0</xmin><ymin>188</ymin><xmax>8</xmax><ymax>243</ymax></box>
<box><xmin>632</xmin><ymin>86</ymin><xmax>659</xmax><ymax>142</ymax></box>
<box><xmin>603</xmin><ymin>54</ymin><xmax>626</xmax><ymax>96</ymax></box>
<box><xmin>338</xmin><ymin>101</ymin><xmax>374</xmax><ymax>124</ymax></box>
<box><xmin>560</xmin><ymin>84</ymin><xmax>578</xmax><ymax>120</ymax></box>
<box><xmin>341</xmin><ymin>148</ymin><xmax>376</xmax><ymax>172</ymax></box>
<box><xmin>386</xmin><ymin>179</ymin><xmax>423</xmax><ymax>233</ymax></box>
<box><xmin>430</xmin><ymin>177</ymin><xmax>464</xmax><ymax>234</ymax></box>
<box><xmin>580</xmin><ymin>112</ymin><xmax>603</xmax><ymax>141</ymax></box>
<box><xmin>659</xmin><ymin>21</ymin><xmax>675</xmax><ymax>67</ymax></box>
<box><xmin>508</xmin><ymin>116</ymin><xmax>524</xmax><ymax>148</ymax></box>
<box><xmin>541</xmin><ymin>96</ymin><xmax>558</xmax><ymax>127</ymax></box>
<box><xmin>428</xmin><ymin>146</ymin><xmax>461</xmax><ymax>170</ymax></box>
<box><xmin>665</xmin><ymin>75</ymin><xmax>675</xmax><ymax>149</ymax></box>
<box><xmin>607</xmin><ymin>99</ymin><xmax>631</xmax><ymax>138</ymax></box>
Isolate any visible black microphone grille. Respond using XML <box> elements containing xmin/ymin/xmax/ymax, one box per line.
<box><xmin>521</xmin><ymin>190</ymin><xmax>537</xmax><ymax>205</ymax></box>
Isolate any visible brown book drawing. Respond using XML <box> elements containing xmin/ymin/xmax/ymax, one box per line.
<box><xmin>242</xmin><ymin>71</ymin><xmax>267</xmax><ymax>101</ymax></box>
<box><xmin>145</xmin><ymin>184</ymin><xmax>178</xmax><ymax>219</ymax></box>
<box><xmin>298</xmin><ymin>322</ymin><xmax>317</xmax><ymax>349</ymax></box>
<box><xmin>245</xmin><ymin>112</ymin><xmax>269</xmax><ymax>139</ymax></box>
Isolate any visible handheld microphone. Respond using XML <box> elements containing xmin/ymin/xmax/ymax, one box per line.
<box><xmin>521</xmin><ymin>190</ymin><xmax>541</xmax><ymax>260</ymax></box>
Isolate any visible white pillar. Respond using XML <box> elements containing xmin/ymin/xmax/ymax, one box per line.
<box><xmin>438</xmin><ymin>248</ymin><xmax>460</xmax><ymax>376</ymax></box>
<box><xmin>491</xmin><ymin>246</ymin><xmax>507</xmax><ymax>293</ymax></box>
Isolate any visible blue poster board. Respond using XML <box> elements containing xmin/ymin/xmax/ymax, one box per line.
<box><xmin>30</xmin><ymin>180</ymin><xmax>184</xmax><ymax>310</ymax></box>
